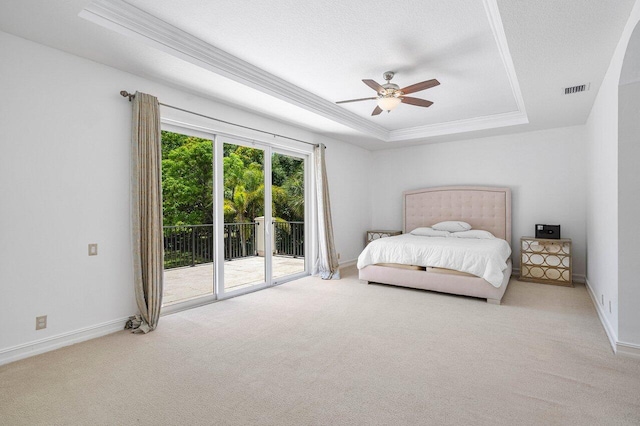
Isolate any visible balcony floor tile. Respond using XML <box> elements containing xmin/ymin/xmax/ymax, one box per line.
<box><xmin>163</xmin><ymin>256</ymin><xmax>305</xmax><ymax>305</ymax></box>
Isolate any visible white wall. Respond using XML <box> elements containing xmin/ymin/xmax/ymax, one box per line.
<box><xmin>618</xmin><ymin>81</ymin><xmax>640</xmax><ymax>346</ymax></box>
<box><xmin>585</xmin><ymin>0</ymin><xmax>640</xmax><ymax>348</ymax></box>
<box><xmin>322</xmin><ymin>140</ymin><xmax>372</xmax><ymax>264</ymax></box>
<box><xmin>0</xmin><ymin>31</ymin><xmax>371</xmax><ymax>363</ymax></box>
<box><xmin>585</xmin><ymin>29</ymin><xmax>623</xmax><ymax>341</ymax></box>
<box><xmin>585</xmin><ymin>78</ymin><xmax>621</xmax><ymax>338</ymax></box>
<box><xmin>369</xmin><ymin>126</ymin><xmax>588</xmax><ymax>277</ymax></box>
<box><xmin>617</xmin><ymin>8</ymin><xmax>640</xmax><ymax>347</ymax></box>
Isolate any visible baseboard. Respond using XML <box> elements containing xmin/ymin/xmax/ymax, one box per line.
<box><xmin>572</xmin><ymin>274</ymin><xmax>586</xmax><ymax>283</ymax></box>
<box><xmin>617</xmin><ymin>341</ymin><xmax>640</xmax><ymax>358</ymax></box>
<box><xmin>585</xmin><ymin>277</ymin><xmax>618</xmax><ymax>354</ymax></box>
<box><xmin>339</xmin><ymin>259</ymin><xmax>357</xmax><ymax>268</ymax></box>
<box><xmin>0</xmin><ymin>316</ymin><xmax>130</xmax><ymax>366</ymax></box>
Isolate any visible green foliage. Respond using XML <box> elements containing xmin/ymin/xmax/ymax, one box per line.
<box><xmin>272</xmin><ymin>154</ymin><xmax>301</xmax><ymax>187</ymax></box>
<box><xmin>161</xmin><ymin>132</ymin><xmax>305</xmax><ymax>226</ymax></box>
<box><xmin>281</xmin><ymin>167</ymin><xmax>304</xmax><ymax>220</ymax></box>
<box><xmin>162</xmin><ymin>133</ymin><xmax>213</xmax><ymax>226</ymax></box>
<box><xmin>161</xmin><ymin>130</ymin><xmax>196</xmax><ymax>159</ymax></box>
<box><xmin>222</xmin><ymin>149</ymin><xmax>265</xmax><ymax>223</ymax></box>
<box><xmin>271</xmin><ymin>153</ymin><xmax>304</xmax><ymax>221</ymax></box>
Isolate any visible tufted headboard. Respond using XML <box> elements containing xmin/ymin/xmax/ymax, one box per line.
<box><xmin>403</xmin><ymin>186</ymin><xmax>511</xmax><ymax>244</ymax></box>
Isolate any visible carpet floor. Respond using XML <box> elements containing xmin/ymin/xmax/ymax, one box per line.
<box><xmin>1</xmin><ymin>266</ymin><xmax>639</xmax><ymax>425</ymax></box>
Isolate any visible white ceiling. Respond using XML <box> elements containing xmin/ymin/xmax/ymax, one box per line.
<box><xmin>0</xmin><ymin>0</ymin><xmax>635</xmax><ymax>150</ymax></box>
<box><xmin>125</xmin><ymin>0</ymin><xmax>521</xmax><ymax>130</ymax></box>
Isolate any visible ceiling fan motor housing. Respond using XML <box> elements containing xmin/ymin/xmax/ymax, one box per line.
<box><xmin>380</xmin><ymin>83</ymin><xmax>401</xmax><ymax>98</ymax></box>
<box><xmin>380</xmin><ymin>71</ymin><xmax>401</xmax><ymax>96</ymax></box>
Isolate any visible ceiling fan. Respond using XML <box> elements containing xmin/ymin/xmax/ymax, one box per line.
<box><xmin>336</xmin><ymin>71</ymin><xmax>440</xmax><ymax>116</ymax></box>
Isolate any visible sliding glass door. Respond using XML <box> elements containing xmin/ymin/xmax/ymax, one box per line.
<box><xmin>161</xmin><ymin>126</ymin><xmax>309</xmax><ymax>308</ymax></box>
<box><xmin>161</xmin><ymin>130</ymin><xmax>215</xmax><ymax>306</ymax></box>
<box><xmin>221</xmin><ymin>139</ymin><xmax>267</xmax><ymax>293</ymax></box>
<box><xmin>271</xmin><ymin>150</ymin><xmax>306</xmax><ymax>282</ymax></box>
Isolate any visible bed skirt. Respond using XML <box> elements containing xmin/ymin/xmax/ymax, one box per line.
<box><xmin>358</xmin><ymin>259</ymin><xmax>512</xmax><ymax>304</ymax></box>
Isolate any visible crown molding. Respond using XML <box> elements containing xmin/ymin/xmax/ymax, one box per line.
<box><xmin>388</xmin><ymin>110</ymin><xmax>528</xmax><ymax>141</ymax></box>
<box><xmin>79</xmin><ymin>0</ymin><xmax>389</xmax><ymax>140</ymax></box>
<box><xmin>483</xmin><ymin>0</ymin><xmax>528</xmax><ymax>119</ymax></box>
<box><xmin>80</xmin><ymin>0</ymin><xmax>528</xmax><ymax>144</ymax></box>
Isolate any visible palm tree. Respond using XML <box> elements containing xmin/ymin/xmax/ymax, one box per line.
<box><xmin>223</xmin><ymin>147</ymin><xmax>305</xmax><ymax>257</ymax></box>
<box><xmin>224</xmin><ymin>153</ymin><xmax>266</xmax><ymax>256</ymax></box>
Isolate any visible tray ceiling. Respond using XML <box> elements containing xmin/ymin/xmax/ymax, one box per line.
<box><xmin>0</xmin><ymin>0</ymin><xmax>635</xmax><ymax>149</ymax></box>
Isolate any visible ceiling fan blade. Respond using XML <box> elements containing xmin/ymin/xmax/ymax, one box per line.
<box><xmin>336</xmin><ymin>97</ymin><xmax>377</xmax><ymax>104</ymax></box>
<box><xmin>371</xmin><ymin>105</ymin><xmax>383</xmax><ymax>116</ymax></box>
<box><xmin>363</xmin><ymin>79</ymin><xmax>385</xmax><ymax>93</ymax></box>
<box><xmin>400</xmin><ymin>79</ymin><xmax>440</xmax><ymax>95</ymax></box>
<box><xmin>401</xmin><ymin>96</ymin><xmax>434</xmax><ymax>107</ymax></box>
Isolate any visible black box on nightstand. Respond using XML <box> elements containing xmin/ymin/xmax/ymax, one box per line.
<box><xmin>535</xmin><ymin>224</ymin><xmax>561</xmax><ymax>239</ymax></box>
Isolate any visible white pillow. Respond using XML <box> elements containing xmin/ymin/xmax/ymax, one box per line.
<box><xmin>451</xmin><ymin>230</ymin><xmax>495</xmax><ymax>239</ymax></box>
<box><xmin>410</xmin><ymin>227</ymin><xmax>451</xmax><ymax>237</ymax></box>
<box><xmin>432</xmin><ymin>221</ymin><xmax>472</xmax><ymax>232</ymax></box>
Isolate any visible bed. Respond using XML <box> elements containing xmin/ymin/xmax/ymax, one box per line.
<box><xmin>358</xmin><ymin>186</ymin><xmax>512</xmax><ymax>304</ymax></box>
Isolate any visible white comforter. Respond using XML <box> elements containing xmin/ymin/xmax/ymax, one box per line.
<box><xmin>357</xmin><ymin>234</ymin><xmax>512</xmax><ymax>288</ymax></box>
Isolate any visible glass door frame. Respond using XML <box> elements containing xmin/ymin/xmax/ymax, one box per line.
<box><xmin>270</xmin><ymin>147</ymin><xmax>311</xmax><ymax>287</ymax></box>
<box><xmin>160</xmin><ymin>120</ymin><xmax>313</xmax><ymax>309</ymax></box>
<box><xmin>160</xmin><ymin>123</ymin><xmax>218</xmax><ymax>315</ymax></box>
<box><xmin>215</xmin><ymin>135</ymin><xmax>272</xmax><ymax>299</ymax></box>
<box><xmin>215</xmin><ymin>139</ymin><xmax>312</xmax><ymax>299</ymax></box>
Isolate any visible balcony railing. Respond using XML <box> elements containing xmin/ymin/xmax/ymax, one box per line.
<box><xmin>163</xmin><ymin>224</ymin><xmax>214</xmax><ymax>270</ymax></box>
<box><xmin>163</xmin><ymin>221</ymin><xmax>304</xmax><ymax>269</ymax></box>
<box><xmin>274</xmin><ymin>221</ymin><xmax>304</xmax><ymax>258</ymax></box>
<box><xmin>224</xmin><ymin>222</ymin><xmax>257</xmax><ymax>261</ymax></box>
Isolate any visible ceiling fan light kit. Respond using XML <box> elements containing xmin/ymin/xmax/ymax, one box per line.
<box><xmin>336</xmin><ymin>71</ymin><xmax>440</xmax><ymax>116</ymax></box>
<box><xmin>377</xmin><ymin>95</ymin><xmax>402</xmax><ymax>111</ymax></box>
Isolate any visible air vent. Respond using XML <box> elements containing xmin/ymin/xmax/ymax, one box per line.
<box><xmin>563</xmin><ymin>83</ymin><xmax>590</xmax><ymax>95</ymax></box>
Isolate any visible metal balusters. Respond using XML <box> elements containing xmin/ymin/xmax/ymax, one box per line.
<box><xmin>163</xmin><ymin>221</ymin><xmax>304</xmax><ymax>269</ymax></box>
<box><xmin>273</xmin><ymin>221</ymin><xmax>304</xmax><ymax>257</ymax></box>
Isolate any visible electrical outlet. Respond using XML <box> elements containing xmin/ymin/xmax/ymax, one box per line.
<box><xmin>36</xmin><ymin>315</ymin><xmax>47</xmax><ymax>330</ymax></box>
<box><xmin>337</xmin><ymin>253</ymin><xmax>341</xmax><ymax>260</ymax></box>
<box><xmin>88</xmin><ymin>243</ymin><xmax>98</xmax><ymax>256</ymax></box>
<box><xmin>601</xmin><ymin>294</ymin><xmax>604</xmax><ymax>305</ymax></box>
<box><xmin>609</xmin><ymin>300</ymin><xmax>612</xmax><ymax>313</ymax></box>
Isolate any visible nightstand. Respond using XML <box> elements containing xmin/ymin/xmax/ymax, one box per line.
<box><xmin>366</xmin><ymin>230</ymin><xmax>401</xmax><ymax>245</ymax></box>
<box><xmin>520</xmin><ymin>237</ymin><xmax>572</xmax><ymax>286</ymax></box>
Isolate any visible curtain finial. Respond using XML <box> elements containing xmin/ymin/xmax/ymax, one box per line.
<box><xmin>120</xmin><ymin>90</ymin><xmax>135</xmax><ymax>102</ymax></box>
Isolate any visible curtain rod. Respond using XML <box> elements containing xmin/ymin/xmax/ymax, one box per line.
<box><xmin>120</xmin><ymin>91</ymin><xmax>320</xmax><ymax>148</ymax></box>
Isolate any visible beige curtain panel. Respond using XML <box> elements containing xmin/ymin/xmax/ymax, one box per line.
<box><xmin>126</xmin><ymin>92</ymin><xmax>164</xmax><ymax>333</ymax></box>
<box><xmin>313</xmin><ymin>144</ymin><xmax>340</xmax><ymax>279</ymax></box>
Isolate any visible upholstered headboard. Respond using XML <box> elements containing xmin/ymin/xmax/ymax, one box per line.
<box><xmin>403</xmin><ymin>186</ymin><xmax>511</xmax><ymax>244</ymax></box>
